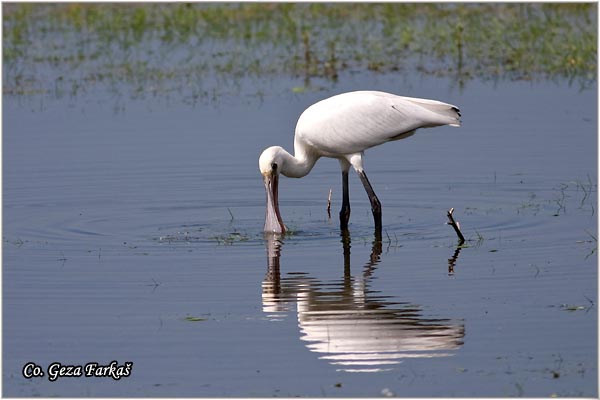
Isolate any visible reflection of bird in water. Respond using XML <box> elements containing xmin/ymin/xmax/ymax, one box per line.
<box><xmin>262</xmin><ymin>232</ymin><xmax>464</xmax><ymax>373</ymax></box>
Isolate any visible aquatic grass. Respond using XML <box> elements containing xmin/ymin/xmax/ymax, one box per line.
<box><xmin>3</xmin><ymin>3</ymin><xmax>596</xmax><ymax>102</ymax></box>
<box><xmin>582</xmin><ymin>229</ymin><xmax>597</xmax><ymax>259</ymax></box>
<box><xmin>184</xmin><ymin>315</ymin><xmax>208</xmax><ymax>322</ymax></box>
<box><xmin>211</xmin><ymin>231</ymin><xmax>251</xmax><ymax>246</ymax></box>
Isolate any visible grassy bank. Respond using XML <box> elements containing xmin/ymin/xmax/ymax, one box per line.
<box><xmin>3</xmin><ymin>3</ymin><xmax>596</xmax><ymax>100</ymax></box>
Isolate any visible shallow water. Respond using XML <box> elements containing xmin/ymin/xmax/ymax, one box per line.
<box><xmin>3</xmin><ymin>74</ymin><xmax>597</xmax><ymax>397</ymax></box>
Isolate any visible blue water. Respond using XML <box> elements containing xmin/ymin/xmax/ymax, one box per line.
<box><xmin>3</xmin><ymin>73</ymin><xmax>597</xmax><ymax>397</ymax></box>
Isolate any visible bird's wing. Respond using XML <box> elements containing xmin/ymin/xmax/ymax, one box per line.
<box><xmin>296</xmin><ymin>91</ymin><xmax>460</xmax><ymax>156</ymax></box>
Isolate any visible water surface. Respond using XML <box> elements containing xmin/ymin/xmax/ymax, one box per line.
<box><xmin>3</xmin><ymin>74</ymin><xmax>597</xmax><ymax>397</ymax></box>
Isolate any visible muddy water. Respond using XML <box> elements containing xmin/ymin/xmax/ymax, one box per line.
<box><xmin>3</xmin><ymin>74</ymin><xmax>597</xmax><ymax>397</ymax></box>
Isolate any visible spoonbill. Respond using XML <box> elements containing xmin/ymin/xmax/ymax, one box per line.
<box><xmin>259</xmin><ymin>90</ymin><xmax>461</xmax><ymax>234</ymax></box>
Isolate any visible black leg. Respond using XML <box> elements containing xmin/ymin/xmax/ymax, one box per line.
<box><xmin>358</xmin><ymin>170</ymin><xmax>382</xmax><ymax>232</ymax></box>
<box><xmin>339</xmin><ymin>170</ymin><xmax>351</xmax><ymax>231</ymax></box>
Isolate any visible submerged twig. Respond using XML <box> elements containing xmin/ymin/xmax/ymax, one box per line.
<box><xmin>145</xmin><ymin>277</ymin><xmax>161</xmax><ymax>293</ymax></box>
<box><xmin>57</xmin><ymin>251</ymin><xmax>68</xmax><ymax>267</ymax></box>
<box><xmin>446</xmin><ymin>208</ymin><xmax>466</xmax><ymax>244</ymax></box>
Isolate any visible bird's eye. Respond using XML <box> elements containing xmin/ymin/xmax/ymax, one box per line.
<box><xmin>271</xmin><ymin>162</ymin><xmax>278</xmax><ymax>170</ymax></box>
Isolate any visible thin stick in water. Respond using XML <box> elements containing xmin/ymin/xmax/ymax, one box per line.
<box><xmin>327</xmin><ymin>188</ymin><xmax>332</xmax><ymax>219</ymax></box>
<box><xmin>446</xmin><ymin>208</ymin><xmax>466</xmax><ymax>244</ymax></box>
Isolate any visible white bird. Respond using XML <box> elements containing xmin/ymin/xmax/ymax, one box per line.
<box><xmin>259</xmin><ymin>90</ymin><xmax>461</xmax><ymax>234</ymax></box>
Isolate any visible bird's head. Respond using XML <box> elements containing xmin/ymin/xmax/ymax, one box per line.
<box><xmin>259</xmin><ymin>146</ymin><xmax>287</xmax><ymax>234</ymax></box>
<box><xmin>259</xmin><ymin>146</ymin><xmax>285</xmax><ymax>176</ymax></box>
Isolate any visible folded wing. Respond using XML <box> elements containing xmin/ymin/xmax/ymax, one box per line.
<box><xmin>296</xmin><ymin>91</ymin><xmax>461</xmax><ymax>156</ymax></box>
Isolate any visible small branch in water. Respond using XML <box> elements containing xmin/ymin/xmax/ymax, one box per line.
<box><xmin>446</xmin><ymin>208</ymin><xmax>466</xmax><ymax>244</ymax></box>
<box><xmin>327</xmin><ymin>188</ymin><xmax>332</xmax><ymax>219</ymax></box>
<box><xmin>146</xmin><ymin>277</ymin><xmax>161</xmax><ymax>292</ymax></box>
<box><xmin>57</xmin><ymin>251</ymin><xmax>67</xmax><ymax>266</ymax></box>
<box><xmin>583</xmin><ymin>294</ymin><xmax>595</xmax><ymax>312</ymax></box>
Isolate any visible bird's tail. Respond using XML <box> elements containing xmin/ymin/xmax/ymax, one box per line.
<box><xmin>403</xmin><ymin>97</ymin><xmax>462</xmax><ymax>127</ymax></box>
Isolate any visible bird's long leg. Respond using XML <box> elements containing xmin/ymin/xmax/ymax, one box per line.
<box><xmin>358</xmin><ymin>170</ymin><xmax>382</xmax><ymax>232</ymax></box>
<box><xmin>339</xmin><ymin>170</ymin><xmax>351</xmax><ymax>231</ymax></box>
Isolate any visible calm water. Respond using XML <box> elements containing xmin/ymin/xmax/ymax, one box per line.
<box><xmin>3</xmin><ymin>74</ymin><xmax>597</xmax><ymax>397</ymax></box>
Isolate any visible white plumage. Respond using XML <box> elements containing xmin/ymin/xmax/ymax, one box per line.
<box><xmin>259</xmin><ymin>90</ymin><xmax>461</xmax><ymax>234</ymax></box>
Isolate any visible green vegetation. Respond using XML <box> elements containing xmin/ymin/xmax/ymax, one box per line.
<box><xmin>211</xmin><ymin>231</ymin><xmax>251</xmax><ymax>245</ymax></box>
<box><xmin>3</xmin><ymin>3</ymin><xmax>596</xmax><ymax>101</ymax></box>
<box><xmin>184</xmin><ymin>315</ymin><xmax>208</xmax><ymax>322</ymax></box>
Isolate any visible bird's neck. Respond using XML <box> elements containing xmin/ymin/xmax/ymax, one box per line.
<box><xmin>280</xmin><ymin>144</ymin><xmax>318</xmax><ymax>178</ymax></box>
